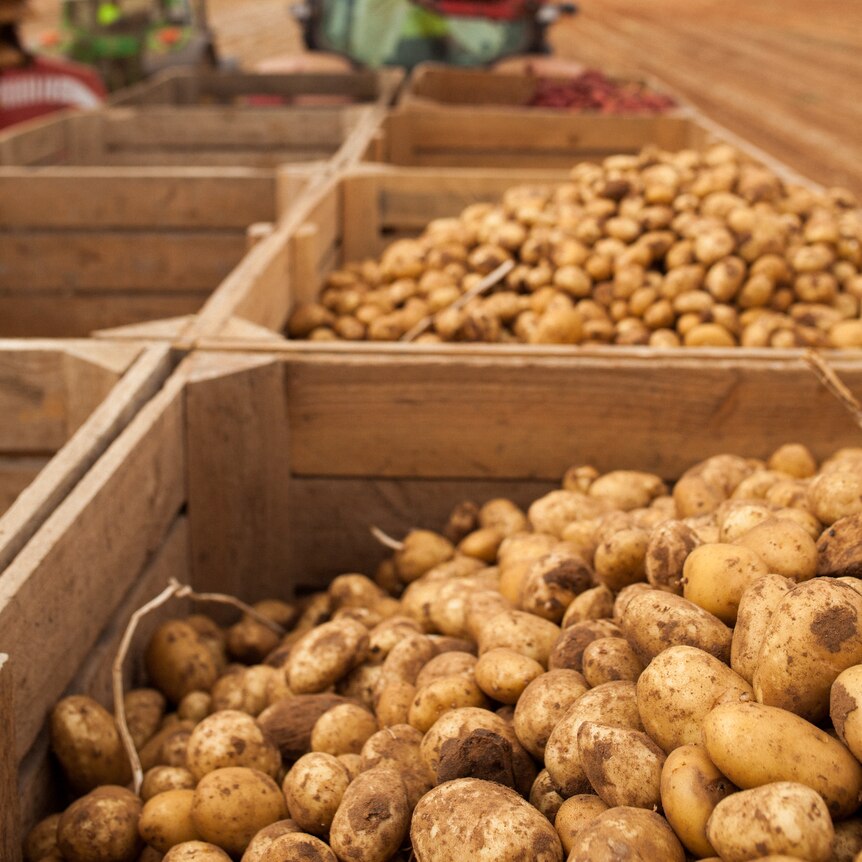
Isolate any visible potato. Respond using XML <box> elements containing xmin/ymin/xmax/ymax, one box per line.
<box><xmin>767</xmin><ymin>446</ymin><xmax>817</xmax><ymax>477</ymax></box>
<box><xmin>578</xmin><ymin>721</ymin><xmax>665</xmax><ymax>808</ymax></box>
<box><xmin>567</xmin><ymin>807</ymin><xmax>684</xmax><ymax>862</ymax></box>
<box><xmin>706</xmin><ymin>782</ymin><xmax>833</xmax><ymax>862</ymax></box>
<box><xmin>192</xmin><ymin>767</ymin><xmax>287</xmax><ymax>856</ymax></box>
<box><xmin>808</xmin><ymin>468</ymin><xmax>862</xmax><ymax>524</ymax></box>
<box><xmin>477</xmin><ymin>610</ymin><xmax>560</xmax><ymax>665</ymax></box>
<box><xmin>717</xmin><ymin>500</ymin><xmax>774</xmax><ymax>542</ymax></box>
<box><xmin>141</xmin><ymin>766</ymin><xmax>196</xmax><ymax>801</ymax></box>
<box><xmin>528</xmin><ymin>490</ymin><xmax>610</xmax><ymax>538</ymax></box>
<box><xmin>211</xmin><ymin>666</ymin><xmax>279</xmax><ymax>717</ymax></box>
<box><xmin>554</xmin><ymin>795</ymin><xmax>608</xmax><ymax>855</ymax></box>
<box><xmin>593</xmin><ymin>527</ymin><xmax>649</xmax><ymax>591</ymax></box>
<box><xmin>513</xmin><ymin>669</ymin><xmax>589</xmax><ymax>758</ymax></box>
<box><xmin>178</xmin><ymin>691</ymin><xmax>212</xmax><ymax>723</ymax></box>
<box><xmin>833</xmin><ymin>665</ymin><xmax>862</xmax><ymax>760</ymax></box>
<box><xmin>282</xmin><ymin>752</ymin><xmax>350</xmax><ymax>836</ymax></box>
<box><xmin>411</xmin><ymin>778</ymin><xmax>563</xmax><ymax>862</ymax></box>
<box><xmin>240</xmin><ymin>819</ymin><xmax>301</xmax><ymax>862</ymax></box>
<box><xmin>544</xmin><ymin>681</ymin><xmax>641</xmax><ymax>796</ymax></box>
<box><xmin>681</xmin><ymin>543</ymin><xmax>769</xmax><ymax>623</ymax></box>
<box><xmin>337</xmin><ymin>662</ymin><xmax>383</xmax><ymax>710</ymax></box>
<box><xmin>311</xmin><ymin>703</ymin><xmax>378</xmax><ymax>755</ymax></box>
<box><xmin>395</xmin><ymin>530</ymin><xmax>455</xmax><ymax>582</ymax></box>
<box><xmin>139</xmin><ymin>789</ymin><xmax>200</xmax><ymax>853</ymax></box>
<box><xmin>475</xmin><ymin>648</ymin><xmax>544</xmax><ymax>704</ymax></box>
<box><xmin>645</xmin><ymin>521</ymin><xmax>699</xmax><ymax>594</ymax></box>
<box><xmin>588</xmin><ymin>470</ymin><xmax>666</xmax><ymax>511</ymax></box>
<box><xmin>548</xmin><ymin>619</ymin><xmax>621</xmax><ymax>672</ymax></box>
<box><xmin>754</xmin><ymin>578</ymin><xmax>862</xmax><ymax>722</ymax></box>
<box><xmin>258</xmin><ymin>694</ymin><xmax>355</xmax><ymax>761</ymax></box>
<box><xmin>163</xmin><ymin>842</ymin><xmax>231</xmax><ymax>861</ymax></box>
<box><xmin>415</xmin><ymin>651</ymin><xmax>476</xmax><ymax>689</ymax></box>
<box><xmin>660</xmin><ymin>744</ymin><xmax>736</xmax><ymax>857</ymax></box>
<box><xmin>185</xmin><ymin>710</ymin><xmax>280</xmax><ymax>781</ymax></box>
<box><xmin>833</xmin><ymin>820</ymin><xmax>862</xmax><ymax>862</ymax></box>
<box><xmin>57</xmin><ymin>787</ymin><xmax>142</xmax><ymax>862</ymax></box>
<box><xmin>730</xmin><ymin>574</ymin><xmax>794</xmax><ymax>683</ymax></box>
<box><xmin>636</xmin><ymin>646</ymin><xmax>752</xmax><ymax>752</ymax></box>
<box><xmin>408</xmin><ymin>674</ymin><xmax>489</xmax><ymax>732</ymax></box>
<box><xmin>581</xmin><ymin>637</ymin><xmax>644</xmax><ymax>686</ymax></box>
<box><xmin>138</xmin><ymin>720</ymin><xmax>195</xmax><ymax>772</ymax></box>
<box><xmin>366</xmin><ymin>617</ymin><xmax>423</xmax><ymax>662</ymax></box>
<box><xmin>620</xmin><ymin>590</ymin><xmax>732</xmax><ymax>664</ymax></box>
<box><xmin>703</xmin><ymin>701</ymin><xmax>862</xmax><ymax>818</ymax></box>
<box><xmin>329</xmin><ymin>767</ymin><xmax>410</xmax><ymax>862</ymax></box>
<box><xmin>145</xmin><ymin>620</ymin><xmax>220</xmax><ymax>703</ymax></box>
<box><xmin>817</xmin><ymin>513</ymin><xmax>862</xmax><ymax>577</ymax></box>
<box><xmin>530</xmin><ymin>770</ymin><xmax>565</xmax><ymax>822</ymax></box>
<box><xmin>378</xmin><ymin>633</ymin><xmax>437</xmax><ymax>687</ymax></box>
<box><xmin>519</xmin><ymin>550</ymin><xmax>593</xmax><ymax>622</ymax></box>
<box><xmin>124</xmin><ymin>689</ymin><xmax>166</xmax><ymax>751</ymax></box>
<box><xmin>420</xmin><ymin>707</ymin><xmax>536</xmax><ymax>796</ymax></box>
<box><xmin>287</xmin><ymin>618</ymin><xmax>369</xmax><ymax>694</ymax></box>
<box><xmin>24</xmin><ymin>814</ymin><xmax>61</xmax><ymax>862</ymax></box>
<box><xmin>562</xmin><ymin>584</ymin><xmax>614</xmax><ymax>625</ymax></box>
<box><xmin>734</xmin><ymin>516</ymin><xmax>818</xmax><ymax>581</ymax></box>
<box><xmin>253</xmin><ymin>833</ymin><xmax>336</xmax><ymax>862</ymax></box>
<box><xmin>360</xmin><ymin>724</ymin><xmax>434</xmax><ymax>808</ymax></box>
<box><xmin>376</xmin><ymin>680</ymin><xmax>416</xmax><ymax>727</ymax></box>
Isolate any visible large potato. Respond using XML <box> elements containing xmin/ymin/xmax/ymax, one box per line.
<box><xmin>477</xmin><ymin>610</ymin><xmax>560</xmax><ymax>665</ymax></box>
<box><xmin>50</xmin><ymin>696</ymin><xmax>131</xmax><ymax>793</ymax></box>
<box><xmin>191</xmin><ymin>767</ymin><xmax>288</xmax><ymax>856</ymax></box>
<box><xmin>620</xmin><ymin>590</ymin><xmax>732</xmax><ymax>664</ymax></box>
<box><xmin>411</xmin><ymin>778</ymin><xmax>563</xmax><ymax>862</ymax></box>
<box><xmin>138</xmin><ymin>789</ymin><xmax>200</xmax><ymax>853</ymax></box>
<box><xmin>282</xmin><ymin>752</ymin><xmax>350</xmax><ymax>836</ymax></box>
<box><xmin>581</xmin><ymin>637</ymin><xmax>644</xmax><ymax>686</ymax></box>
<box><xmin>57</xmin><ymin>787</ymin><xmax>142</xmax><ymax>862</ymax></box>
<box><xmin>703</xmin><ymin>701</ymin><xmax>862</xmax><ymax>818</ymax></box>
<box><xmin>577</xmin><ymin>721</ymin><xmax>665</xmax><ymax>808</ymax></box>
<box><xmin>544</xmin><ymin>681</ymin><xmax>641</xmax><ymax>796</ymax></box>
<box><xmin>734</xmin><ymin>517</ymin><xmax>818</xmax><ymax>582</ymax></box>
<box><xmin>329</xmin><ymin>767</ymin><xmax>410</xmax><ymax>862</ymax></box>
<box><xmin>238</xmin><ymin>820</ymin><xmax>300</xmax><ymax>862</ymax></box>
<box><xmin>707</xmin><ymin>782</ymin><xmax>833</xmax><ymax>862</ymax></box>
<box><xmin>636</xmin><ymin>646</ymin><xmax>752</xmax><ymax>752</ymax></box>
<box><xmin>287</xmin><ymin>619</ymin><xmax>369</xmax><ymax>693</ymax></box>
<box><xmin>567</xmin><ymin>807</ymin><xmax>685</xmax><ymax>862</ymax></box>
<box><xmin>660</xmin><ymin>744</ymin><xmax>736</xmax><ymax>858</ymax></box>
<box><xmin>808</xmin><ymin>467</ymin><xmax>862</xmax><ymax>524</ymax></box>
<box><xmin>360</xmin><ymin>724</ymin><xmax>434</xmax><ymax>808</ymax></box>
<box><xmin>754</xmin><ymin>578</ymin><xmax>862</xmax><ymax>722</ymax></box>
<box><xmin>185</xmin><ymin>710</ymin><xmax>280</xmax><ymax>781</ymax></box>
<box><xmin>513</xmin><ymin>669</ymin><xmax>589</xmax><ymax>758</ymax></box>
<box><xmin>730</xmin><ymin>573</ymin><xmax>794</xmax><ymax>683</ymax></box>
<box><xmin>832</xmin><ymin>665</ymin><xmax>862</xmax><ymax>760</ymax></box>
<box><xmin>145</xmin><ymin>619</ymin><xmax>221</xmax><ymax>703</ymax></box>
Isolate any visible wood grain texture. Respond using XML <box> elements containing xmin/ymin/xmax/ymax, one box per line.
<box><xmin>0</xmin><ymin>457</ymin><xmax>46</xmax><ymax>515</ymax></box>
<box><xmin>0</xmin><ymin>653</ymin><xmax>22</xmax><ymax>862</ymax></box>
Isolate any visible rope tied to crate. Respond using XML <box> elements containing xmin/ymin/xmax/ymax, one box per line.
<box><xmin>112</xmin><ymin>578</ymin><xmax>286</xmax><ymax>794</ymax></box>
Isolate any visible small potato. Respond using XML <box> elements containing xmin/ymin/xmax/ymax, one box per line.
<box><xmin>360</xmin><ymin>724</ymin><xmax>434</xmax><ymax>808</ymax></box>
<box><xmin>578</xmin><ymin>722</ymin><xmax>665</xmax><ymax>808</ymax></box>
<box><xmin>57</xmin><ymin>787</ymin><xmax>142</xmax><ymax>862</ymax></box>
<box><xmin>593</xmin><ymin>528</ymin><xmax>649</xmax><ymax>591</ymax></box>
<box><xmin>311</xmin><ymin>703</ymin><xmax>378</xmax><ymax>755</ymax></box>
<box><xmin>544</xmin><ymin>681</ymin><xmax>641</xmax><ymax>797</ymax></box>
<box><xmin>477</xmin><ymin>610</ymin><xmax>560</xmax><ymax>666</ymax></box>
<box><xmin>581</xmin><ymin>637</ymin><xmax>644</xmax><ymax>686</ymax></box>
<box><xmin>588</xmin><ymin>471</ymin><xmax>667</xmax><ymax>511</ymax></box>
<box><xmin>338</xmin><ymin>753</ymin><xmax>363</xmax><ymax>782</ymax></box>
<box><xmin>717</xmin><ymin>501</ymin><xmax>774</xmax><ymax>542</ymax></box>
<box><xmin>681</xmin><ymin>543</ymin><xmax>769</xmax><ymax>623</ymax></box>
<box><xmin>139</xmin><ymin>789</ymin><xmax>200</xmax><ymax>853</ymax></box>
<box><xmin>636</xmin><ymin>646</ymin><xmax>752</xmax><ymax>752</ymax></box>
<box><xmin>329</xmin><ymin>767</ymin><xmax>410</xmax><ymax>862</ymax></box>
<box><xmin>146</xmin><ymin>620</ymin><xmax>221</xmax><ymax>704</ymax></box>
<box><xmin>554</xmin><ymin>795</ymin><xmax>608</xmax><ymax>855</ymax></box>
<box><xmin>192</xmin><ymin>767</ymin><xmax>288</xmax><ymax>856</ymax></box>
<box><xmin>411</xmin><ymin>778</ymin><xmax>563</xmax><ymax>862</ymax></box>
<box><xmin>178</xmin><ymin>691</ymin><xmax>212</xmax><ymax>723</ymax></box>
<box><xmin>211</xmin><ymin>666</ymin><xmax>279</xmax><ymax>717</ymax></box>
<box><xmin>519</xmin><ymin>550</ymin><xmax>593</xmax><ymax>622</ymax></box>
<box><xmin>730</xmin><ymin>574</ymin><xmax>794</xmax><ymax>683</ymax></box>
<box><xmin>24</xmin><ymin>814</ymin><xmax>61</xmax><ymax>862</ymax></box>
<box><xmin>703</xmin><ymin>701</ymin><xmax>862</xmax><ymax>818</ymax></box>
<box><xmin>562</xmin><ymin>584</ymin><xmax>615</xmax><ymax>625</ymax></box>
<box><xmin>754</xmin><ymin>578</ymin><xmax>862</xmax><ymax>722</ymax></box>
<box><xmin>479</xmin><ymin>498</ymin><xmax>528</xmax><ymax>537</ymax></box>
<box><xmin>645</xmin><ymin>521</ymin><xmax>700</xmax><ymax>594</ymax></box>
<box><xmin>660</xmin><ymin>744</ymin><xmax>736</xmax><ymax>858</ymax></box>
<box><xmin>620</xmin><ymin>590</ymin><xmax>732</xmax><ymax>664</ymax></box>
<box><xmin>475</xmin><ymin>648</ymin><xmax>544</xmax><ymax>704</ymax></box>
<box><xmin>458</xmin><ymin>527</ymin><xmax>504</xmax><ymax>562</ymax></box>
<box><xmin>376</xmin><ymin>680</ymin><xmax>416</xmax><ymax>727</ymax></box>
<box><xmin>768</xmin><ymin>443</ymin><xmax>817</xmax><ymax>478</ymax></box>
<box><xmin>138</xmin><ymin>720</ymin><xmax>195</xmax><ymax>772</ymax></box>
<box><xmin>530</xmin><ymin>770</ymin><xmax>565</xmax><ymax>822</ymax></box>
<box><xmin>567</xmin><ymin>807</ymin><xmax>684</xmax><ymax>862</ymax></box>
<box><xmin>415</xmin><ymin>651</ymin><xmax>477</xmax><ymax>689</ymax></box>
<box><xmin>141</xmin><ymin>765</ymin><xmax>196</xmax><ymax>800</ymax></box>
<box><xmin>185</xmin><ymin>710</ymin><xmax>280</xmax><ymax>781</ymax></box>
<box><xmin>395</xmin><ymin>530</ymin><xmax>455</xmax><ymax>582</ymax></box>
<box><xmin>832</xmin><ymin>819</ymin><xmax>862</xmax><ymax>862</ymax></box>
<box><xmin>707</xmin><ymin>782</ymin><xmax>833</xmax><ymax>862</ymax></box>
<box><xmin>282</xmin><ymin>752</ymin><xmax>350</xmax><ymax>836</ymax></box>
<box><xmin>287</xmin><ymin>618</ymin><xmax>369</xmax><ymax>694</ymax></box>
<box><xmin>124</xmin><ymin>689</ymin><xmax>166</xmax><ymax>751</ymax></box>
<box><xmin>528</xmin><ymin>490</ymin><xmax>609</xmax><ymax>538</ymax></box>
<box><xmin>254</xmin><ymin>833</ymin><xmax>336</xmax><ymax>862</ymax></box>
<box><xmin>408</xmin><ymin>674</ymin><xmax>489</xmax><ymax>732</ymax></box>
<box><xmin>50</xmin><ymin>696</ymin><xmax>132</xmax><ymax>794</ymax></box>
<box><xmin>164</xmin><ymin>842</ymin><xmax>231</xmax><ymax>861</ymax></box>
<box><xmin>548</xmin><ymin>619</ymin><xmax>621</xmax><ymax>672</ymax></box>
<box><xmin>513</xmin><ymin>669</ymin><xmax>589</xmax><ymax>758</ymax></box>
<box><xmin>734</xmin><ymin>516</ymin><xmax>818</xmax><ymax>582</ymax></box>
<box><xmin>833</xmin><ymin>665</ymin><xmax>862</xmax><ymax>760</ymax></box>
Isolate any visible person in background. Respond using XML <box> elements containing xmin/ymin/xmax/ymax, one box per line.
<box><xmin>0</xmin><ymin>0</ymin><xmax>105</xmax><ymax>130</ymax></box>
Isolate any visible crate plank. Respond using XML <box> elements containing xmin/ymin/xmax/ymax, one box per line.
<box><xmin>0</xmin><ymin>457</ymin><xmax>46</xmax><ymax>514</ymax></box>
<box><xmin>0</xmin><ymin>653</ymin><xmax>21</xmax><ymax>862</ymax></box>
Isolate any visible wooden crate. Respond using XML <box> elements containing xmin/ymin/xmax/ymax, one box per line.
<box><xmin>5</xmin><ymin>344</ymin><xmax>862</xmax><ymax>855</ymax></box>
<box><xmin>111</xmin><ymin>68</ymin><xmax>404</xmax><ymax>108</ymax></box>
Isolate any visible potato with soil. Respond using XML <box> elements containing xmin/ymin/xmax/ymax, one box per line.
<box><xmin>548</xmin><ymin>619</ymin><xmax>621</xmax><ymax>672</ymax></box>
<box><xmin>519</xmin><ymin>549</ymin><xmax>593</xmax><ymax>622</ymax></box>
<box><xmin>164</xmin><ymin>841</ymin><xmax>231</xmax><ymax>861</ymax></box>
<box><xmin>124</xmin><ymin>689</ymin><xmax>166</xmax><ymax>750</ymax></box>
<box><xmin>753</xmin><ymin>577</ymin><xmax>862</xmax><ymax>722</ymax></box>
<box><xmin>645</xmin><ymin>520</ymin><xmax>700</xmax><ymax>594</ymax></box>
<box><xmin>138</xmin><ymin>789</ymin><xmax>200</xmax><ymax>853</ymax></box>
<box><xmin>282</xmin><ymin>752</ymin><xmax>350</xmax><ymax>836</ymax></box>
<box><xmin>475</xmin><ymin>648</ymin><xmax>545</xmax><ymax>704</ymax></box>
<box><xmin>513</xmin><ymin>668</ymin><xmax>589</xmax><ymax>758</ymax></box>
<box><xmin>253</xmin><ymin>833</ymin><xmax>337</xmax><ymax>862</ymax></box>
<box><xmin>311</xmin><ymin>703</ymin><xmax>378</xmax><ymax>755</ymax></box>
<box><xmin>145</xmin><ymin>619</ymin><xmax>221</xmax><ymax>703</ymax></box>
<box><xmin>477</xmin><ymin>609</ymin><xmax>561</xmax><ymax>665</ymax></box>
<box><xmin>408</xmin><ymin>673</ymin><xmax>489</xmax><ymax>732</ymax></box>
<box><xmin>733</xmin><ymin>516</ymin><xmax>818</xmax><ymax>582</ymax></box>
<box><xmin>57</xmin><ymin>787</ymin><xmax>142</xmax><ymax>862</ymax></box>
<box><xmin>239</xmin><ymin>820</ymin><xmax>301</xmax><ymax>862</ymax></box>
<box><xmin>50</xmin><ymin>696</ymin><xmax>132</xmax><ymax>793</ymax></box>
<box><xmin>329</xmin><ymin>767</ymin><xmax>410</xmax><ymax>862</ymax></box>
<box><xmin>360</xmin><ymin>724</ymin><xmax>434</xmax><ymax>808</ymax></box>
<box><xmin>567</xmin><ymin>807</ymin><xmax>685</xmax><ymax>862</ymax></box>
<box><xmin>185</xmin><ymin>709</ymin><xmax>280</xmax><ymax>781</ymax></box>
<box><xmin>703</xmin><ymin>701</ymin><xmax>862</xmax><ymax>818</ymax></box>
<box><xmin>554</xmin><ymin>795</ymin><xmax>609</xmax><ymax>855</ymax></box>
<box><xmin>817</xmin><ymin>513</ymin><xmax>862</xmax><ymax>577</ymax></box>
<box><xmin>707</xmin><ymin>782</ymin><xmax>834</xmax><ymax>862</ymax></box>
<box><xmin>191</xmin><ymin>767</ymin><xmax>287</xmax><ymax>856</ymax></box>
<box><xmin>530</xmin><ymin>770</ymin><xmax>565</xmax><ymax>822</ymax></box>
<box><xmin>411</xmin><ymin>778</ymin><xmax>563</xmax><ymax>862</ymax></box>
<box><xmin>287</xmin><ymin>618</ymin><xmax>369</xmax><ymax>694</ymax></box>
<box><xmin>24</xmin><ymin>814</ymin><xmax>61</xmax><ymax>862</ymax></box>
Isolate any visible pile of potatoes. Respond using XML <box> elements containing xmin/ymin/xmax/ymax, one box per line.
<box><xmin>287</xmin><ymin>145</ymin><xmax>862</xmax><ymax>347</ymax></box>
<box><xmin>28</xmin><ymin>442</ymin><xmax>862</xmax><ymax>862</ymax></box>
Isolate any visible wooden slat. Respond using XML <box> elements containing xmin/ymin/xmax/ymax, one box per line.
<box><xmin>92</xmin><ymin>149</ymin><xmax>337</xmax><ymax>168</ymax></box>
<box><xmin>0</xmin><ymin>111</ymin><xmax>71</xmax><ymax>166</ymax></box>
<box><xmin>0</xmin><ymin>368</ymin><xmax>186</xmax><ymax>760</ymax></box>
<box><xmin>283</xmin><ymin>351</ymin><xmax>862</xmax><ymax>480</ymax></box>
<box><xmin>0</xmin><ymin>653</ymin><xmax>21</xmax><ymax>862</ymax></box>
<box><xmin>0</xmin><ymin>457</ymin><xmax>47</xmax><ymax>515</ymax></box>
<box><xmin>186</xmin><ymin>352</ymin><xmax>290</xmax><ymax>600</ymax></box>
<box><xmin>0</xmin><ymin>231</ymin><xmax>246</xmax><ymax>292</ymax></box>
<box><xmin>0</xmin><ymin>169</ymin><xmax>276</xmax><ymax>229</ymax></box>
<box><xmin>0</xmin><ymin>294</ymin><xmax>205</xmax><ymax>338</ymax></box>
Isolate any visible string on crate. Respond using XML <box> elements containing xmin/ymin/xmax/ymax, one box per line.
<box><xmin>370</xmin><ymin>525</ymin><xmax>405</xmax><ymax>551</ymax></box>
<box><xmin>112</xmin><ymin>578</ymin><xmax>286</xmax><ymax>794</ymax></box>
<box><xmin>804</xmin><ymin>349</ymin><xmax>862</xmax><ymax>431</ymax></box>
